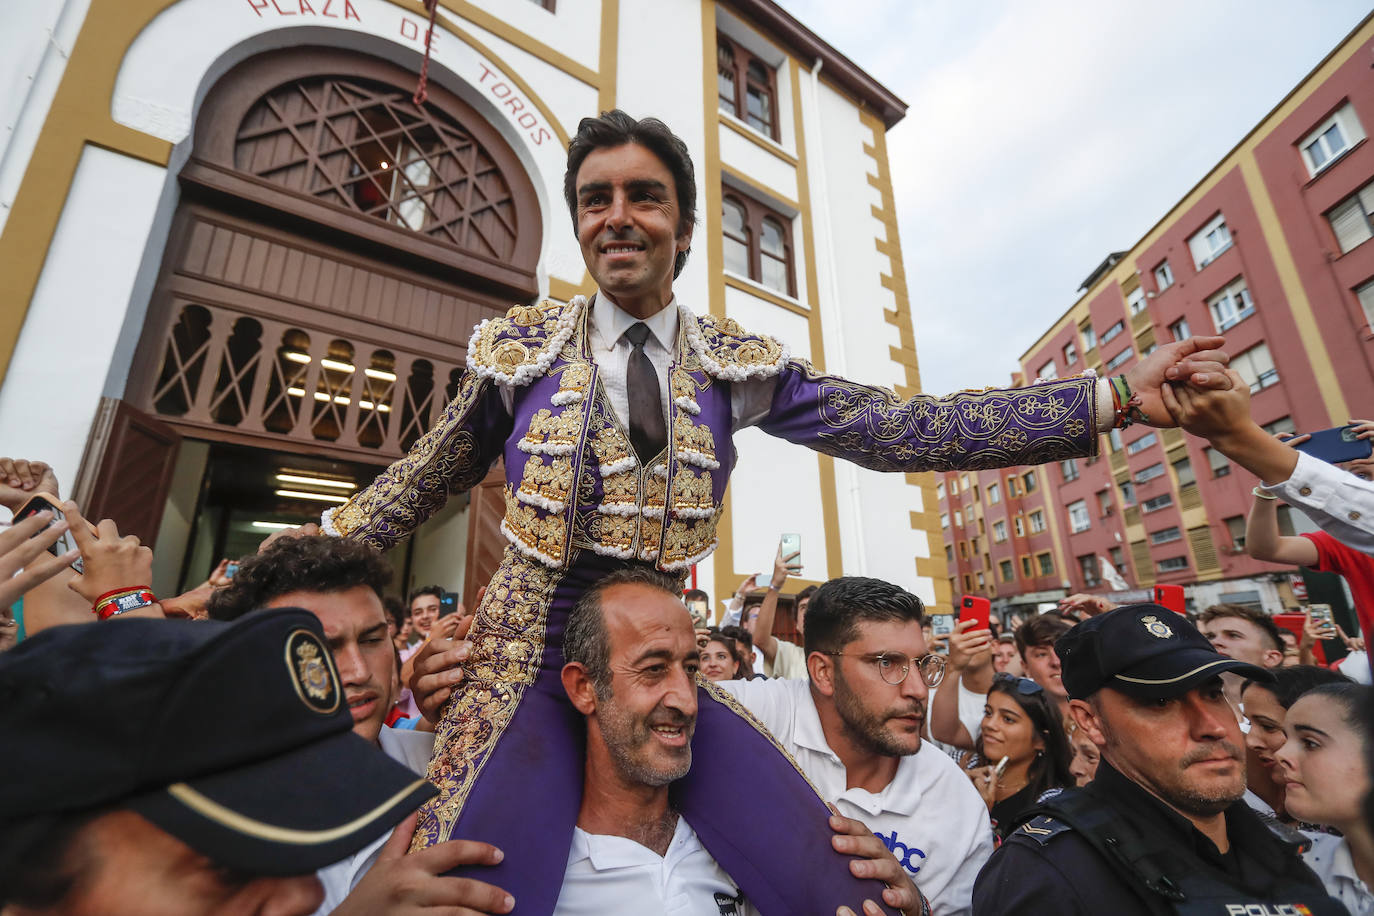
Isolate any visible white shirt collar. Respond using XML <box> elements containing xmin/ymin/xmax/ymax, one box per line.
<box><xmin>793</xmin><ymin>684</ymin><xmax>925</xmax><ymax>818</ymax></box>
<box><xmin>567</xmin><ymin>817</ymin><xmax>694</xmax><ymax>871</ymax></box>
<box><xmin>592</xmin><ymin>293</ymin><xmax>679</xmax><ymax>352</ymax></box>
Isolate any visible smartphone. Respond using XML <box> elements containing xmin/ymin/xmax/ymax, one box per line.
<box><xmin>929</xmin><ymin>612</ymin><xmax>956</xmax><ymax>639</ymax></box>
<box><xmin>439</xmin><ymin>592</ymin><xmax>459</xmax><ymax>618</ymax></box>
<box><xmin>1294</xmin><ymin>425</ymin><xmax>1373</xmax><ymax>465</ymax></box>
<box><xmin>780</xmin><ymin>533</ymin><xmax>801</xmax><ymax>560</ymax></box>
<box><xmin>224</xmin><ymin>561</ymin><xmax>239</xmax><ymax>579</ymax></box>
<box><xmin>1152</xmin><ymin>584</ymin><xmax>1186</xmax><ymax>615</ymax></box>
<box><xmin>1307</xmin><ymin>603</ymin><xmax>1335</xmax><ymax>628</ymax></box>
<box><xmin>960</xmin><ymin>595</ymin><xmax>992</xmax><ymax>631</ymax></box>
<box><xmin>686</xmin><ymin>598</ymin><xmax>709</xmax><ymax>628</ymax></box>
<box><xmin>994</xmin><ymin>755</ymin><xmax>1010</xmax><ymax>780</ymax></box>
<box><xmin>13</xmin><ymin>493</ymin><xmax>86</xmax><ymax>574</ymax></box>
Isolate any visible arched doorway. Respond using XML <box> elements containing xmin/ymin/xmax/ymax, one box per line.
<box><xmin>105</xmin><ymin>46</ymin><xmax>541</xmax><ymax>599</ymax></box>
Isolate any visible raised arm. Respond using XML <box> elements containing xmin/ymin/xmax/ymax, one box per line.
<box><xmin>929</xmin><ymin>619</ymin><xmax>988</xmax><ymax>751</ymax></box>
<box><xmin>322</xmin><ymin>372</ymin><xmax>512</xmax><ymax>550</ymax></box>
<box><xmin>751</xmin><ymin>543</ymin><xmax>801</xmax><ymax>665</ymax></box>
<box><xmin>1246</xmin><ymin>492</ymin><xmax>1318</xmax><ymax>567</ymax></box>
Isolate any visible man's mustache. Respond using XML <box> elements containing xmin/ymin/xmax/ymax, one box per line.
<box><xmin>1179</xmin><ymin>741</ymin><xmax>1244</xmax><ymax>767</ymax></box>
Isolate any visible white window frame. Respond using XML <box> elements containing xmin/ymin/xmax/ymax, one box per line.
<box><xmin>1328</xmin><ymin>181</ymin><xmax>1374</xmax><ymax>254</ymax></box>
<box><xmin>1157</xmin><ymin>556</ymin><xmax>1189</xmax><ymax>572</ymax></box>
<box><xmin>1357</xmin><ymin>279</ymin><xmax>1374</xmax><ymax>328</ymax></box>
<box><xmin>1207</xmin><ymin>277</ymin><xmax>1255</xmax><ymax>332</ymax></box>
<box><xmin>1014</xmin><ymin>516</ymin><xmax>1025</xmax><ymax>537</ymax></box>
<box><xmin>993</xmin><ymin>519</ymin><xmax>1008</xmax><ymax>542</ymax></box>
<box><xmin>1135</xmin><ymin>463</ymin><xmax>1165</xmax><ymax>484</ymax></box>
<box><xmin>1029</xmin><ymin>510</ymin><xmax>1046</xmax><ymax>533</ymax></box>
<box><xmin>1126</xmin><ymin>431</ymin><xmax>1157</xmax><ymax>455</ymax></box>
<box><xmin>1081</xmin><ymin>325</ymin><xmax>1097</xmax><ymax>350</ymax></box>
<box><xmin>1127</xmin><ymin>287</ymin><xmax>1147</xmax><ymax>314</ymax></box>
<box><xmin>1104</xmin><ymin>347</ymin><xmax>1133</xmax><ymax>370</ymax></box>
<box><xmin>1068</xmin><ymin>500</ymin><xmax>1091</xmax><ymax>533</ymax></box>
<box><xmin>988</xmin><ymin>483</ymin><xmax>1000</xmax><ymax>504</ymax></box>
<box><xmin>1142</xmin><ymin>493</ymin><xmax>1174</xmax><ymax>513</ymax></box>
<box><xmin>1300</xmin><ymin>103</ymin><xmax>1365</xmax><ymax>177</ymax></box>
<box><xmin>954</xmin><ymin>509</ymin><xmax>962</xmax><ymax>526</ymax></box>
<box><xmin>1189</xmin><ymin>213</ymin><xmax>1232</xmax><ymax>270</ymax></box>
<box><xmin>1063</xmin><ymin>341</ymin><xmax>1078</xmax><ymax>365</ymax></box>
<box><xmin>1100</xmin><ymin>320</ymin><xmax>1125</xmax><ymax>345</ymax></box>
<box><xmin>940</xmin><ymin>512</ymin><xmax>949</xmax><ymax>528</ymax></box>
<box><xmin>1153</xmin><ymin>260</ymin><xmax>1174</xmax><ymax>291</ymax></box>
<box><xmin>1149</xmin><ymin>526</ymin><xmax>1182</xmax><ymax>545</ymax></box>
<box><xmin>1168</xmin><ymin>317</ymin><xmax>1191</xmax><ymax>341</ymax></box>
<box><xmin>1232</xmin><ymin>342</ymin><xmax>1279</xmax><ymax>394</ymax></box>
<box><xmin>1037</xmin><ymin>360</ymin><xmax>1057</xmax><ymax>380</ymax></box>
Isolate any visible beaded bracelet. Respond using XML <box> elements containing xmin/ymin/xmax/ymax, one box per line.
<box><xmin>93</xmin><ymin>587</ymin><xmax>157</xmax><ymax>621</ymax></box>
<box><xmin>1109</xmin><ymin>375</ymin><xmax>1147</xmax><ymax>429</ymax></box>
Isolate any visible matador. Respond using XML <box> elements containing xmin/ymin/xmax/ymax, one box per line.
<box><xmin>321</xmin><ymin>111</ymin><xmax>1229</xmax><ymax>914</ymax></box>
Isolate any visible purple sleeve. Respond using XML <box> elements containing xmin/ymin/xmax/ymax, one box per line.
<box><xmin>323</xmin><ymin>372</ymin><xmax>513</xmax><ymax>550</ymax></box>
<box><xmin>756</xmin><ymin>360</ymin><xmax>1099</xmax><ymax>472</ymax></box>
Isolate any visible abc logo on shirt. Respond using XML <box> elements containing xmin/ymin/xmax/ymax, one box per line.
<box><xmin>873</xmin><ymin>831</ymin><xmax>927</xmax><ymax>875</ymax></box>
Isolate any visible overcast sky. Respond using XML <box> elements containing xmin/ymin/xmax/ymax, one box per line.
<box><xmin>777</xmin><ymin>0</ymin><xmax>1371</xmax><ymax>394</ymax></box>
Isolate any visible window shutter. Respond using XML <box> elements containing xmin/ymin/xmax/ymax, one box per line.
<box><xmin>1329</xmin><ymin>197</ymin><xmax>1372</xmax><ymax>253</ymax></box>
<box><xmin>1188</xmin><ymin>231</ymin><xmax>1212</xmax><ymax>270</ymax></box>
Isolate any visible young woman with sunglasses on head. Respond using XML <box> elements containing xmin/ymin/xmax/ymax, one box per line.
<box><xmin>954</xmin><ymin>674</ymin><xmax>1075</xmax><ymax>839</ymax></box>
<box><xmin>1274</xmin><ymin>682</ymin><xmax>1374</xmax><ymax>915</ymax></box>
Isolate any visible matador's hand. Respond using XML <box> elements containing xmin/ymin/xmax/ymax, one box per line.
<box><xmin>411</xmin><ymin>615</ymin><xmax>475</xmax><ymax>724</ymax></box>
<box><xmin>1122</xmin><ymin>336</ymin><xmax>1228</xmax><ymax>427</ymax></box>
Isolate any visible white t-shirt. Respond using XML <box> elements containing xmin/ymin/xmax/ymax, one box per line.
<box><xmin>765</xmin><ymin>638</ymin><xmax>807</xmax><ymax>680</ymax></box>
<box><xmin>719</xmin><ymin>678</ymin><xmax>994</xmax><ymax>916</ymax></box>
<box><xmin>1303</xmin><ymin>833</ymin><xmax>1373</xmax><ymax>916</ymax></box>
<box><xmin>312</xmin><ymin>726</ymin><xmax>437</xmax><ymax>915</ymax></box>
<box><xmin>554</xmin><ymin>817</ymin><xmax>760</xmax><ymax>916</ymax></box>
<box><xmin>925</xmin><ymin>677</ymin><xmax>986</xmax><ymax>751</ymax></box>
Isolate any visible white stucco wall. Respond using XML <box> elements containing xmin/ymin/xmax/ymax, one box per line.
<box><xmin>0</xmin><ymin>145</ymin><xmax>167</xmax><ymax>485</ymax></box>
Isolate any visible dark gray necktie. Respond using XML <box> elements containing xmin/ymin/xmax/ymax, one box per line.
<box><xmin>624</xmin><ymin>322</ymin><xmax>667</xmax><ymax>462</ymax></box>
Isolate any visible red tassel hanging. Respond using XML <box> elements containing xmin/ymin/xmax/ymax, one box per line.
<box><xmin>413</xmin><ymin>0</ymin><xmax>440</xmax><ymax>106</ymax></box>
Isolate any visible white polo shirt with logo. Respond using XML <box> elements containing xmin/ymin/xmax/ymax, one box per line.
<box><xmin>719</xmin><ymin>677</ymin><xmax>994</xmax><ymax>916</ymax></box>
<box><xmin>553</xmin><ymin>817</ymin><xmax>759</xmax><ymax>916</ymax></box>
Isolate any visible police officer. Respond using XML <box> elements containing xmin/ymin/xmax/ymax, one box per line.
<box><xmin>972</xmin><ymin>604</ymin><xmax>1349</xmax><ymax>916</ymax></box>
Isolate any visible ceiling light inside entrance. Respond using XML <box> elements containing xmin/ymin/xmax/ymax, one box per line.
<box><xmin>275</xmin><ymin>474</ymin><xmax>356</xmax><ymax>490</ymax></box>
<box><xmin>275</xmin><ymin>489</ymin><xmax>349</xmax><ymax>504</ymax></box>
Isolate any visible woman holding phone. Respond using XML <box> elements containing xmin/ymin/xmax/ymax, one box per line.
<box><xmin>1274</xmin><ymin>682</ymin><xmax>1374</xmax><ymax>914</ymax></box>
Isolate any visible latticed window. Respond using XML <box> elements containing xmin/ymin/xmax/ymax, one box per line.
<box><xmin>234</xmin><ymin>76</ymin><xmax>519</xmax><ymax>260</ymax></box>
<box><xmin>716</xmin><ymin>35</ymin><xmax>778</xmax><ymax>140</ymax></box>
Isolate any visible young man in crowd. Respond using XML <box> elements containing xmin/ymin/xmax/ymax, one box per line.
<box><xmin>1014</xmin><ymin>612</ymin><xmax>1073</xmax><ymax>716</ymax></box>
<box><xmin>0</xmin><ymin>610</ymin><xmax>465</xmax><ymax>916</ymax></box>
<box><xmin>207</xmin><ymin>536</ymin><xmax>508</xmax><ymax>915</ymax></box>
<box><xmin>1196</xmin><ymin>603</ymin><xmax>1284</xmax><ymax>709</ymax></box>
<box><xmin>720</xmin><ymin>576</ymin><xmax>995</xmax><ymax>916</ymax></box>
<box><xmin>556</xmin><ymin>567</ymin><xmax>926</xmax><ymax>915</ymax></box>
<box><xmin>973</xmin><ymin>605</ymin><xmax>1345</xmax><ymax>915</ymax></box>
<box><xmin>747</xmin><ymin>544</ymin><xmax>809</xmax><ymax>679</ymax></box>
<box><xmin>406</xmin><ymin>584</ymin><xmax>444</xmax><ymax>647</ymax></box>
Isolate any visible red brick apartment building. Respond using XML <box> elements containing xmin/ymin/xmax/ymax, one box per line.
<box><xmin>939</xmin><ymin>15</ymin><xmax>1374</xmax><ymax>618</ymax></box>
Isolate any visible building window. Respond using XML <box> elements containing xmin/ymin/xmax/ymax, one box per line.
<box><xmin>1300</xmin><ymin>102</ymin><xmax>1364</xmax><ymax>177</ymax></box>
<box><xmin>940</xmin><ymin>512</ymin><xmax>949</xmax><ymax>528</ymax></box>
<box><xmin>1078</xmin><ymin>554</ymin><xmax>1100</xmax><ymax>587</ymax></box>
<box><xmin>1014</xmin><ymin>515</ymin><xmax>1025</xmax><ymax>537</ymax></box>
<box><xmin>1142</xmin><ymin>493</ymin><xmax>1174</xmax><ymax>513</ymax></box>
<box><xmin>1069</xmin><ymin>499</ymin><xmax>1091</xmax><ymax>533</ymax></box>
<box><xmin>977</xmin><ymin>572</ymin><xmax>985</xmax><ymax>588</ymax></box>
<box><xmin>1127</xmin><ymin>287</ymin><xmax>1147</xmax><ymax>315</ymax></box>
<box><xmin>716</xmin><ymin>36</ymin><xmax>778</xmax><ymax>140</ymax></box>
<box><xmin>1061</xmin><ymin>459</ymin><xmax>1080</xmax><ymax>483</ymax></box>
<box><xmin>954</xmin><ymin>509</ymin><xmax>963</xmax><ymax>526</ymax></box>
<box><xmin>1097</xmin><ymin>488</ymin><xmax>1113</xmax><ymax>516</ymax></box>
<box><xmin>1000</xmin><ymin>559</ymin><xmax>1015</xmax><ymax>582</ymax></box>
<box><xmin>1021</xmin><ymin>556</ymin><xmax>1033</xmax><ymax>578</ymax></box>
<box><xmin>988</xmin><ymin>483</ymin><xmax>1001</xmax><ymax>504</ymax></box>
<box><xmin>1358</xmin><ymin>280</ymin><xmax>1374</xmax><ymax>328</ymax></box>
<box><xmin>1225</xmin><ymin>515</ymin><xmax>1247</xmax><ymax>549</ymax></box>
<box><xmin>1205</xmin><ymin>447</ymin><xmax>1231</xmax><ymax>478</ymax></box>
<box><xmin>949</xmin><ymin>478</ymin><xmax>959</xmax><ymax>495</ymax></box>
<box><xmin>964</xmin><ymin>574</ymin><xmax>973</xmax><ymax>592</ymax></box>
<box><xmin>1029</xmin><ymin>510</ymin><xmax>1047</xmax><ymax>533</ymax></box>
<box><xmin>1007</xmin><ymin>477</ymin><xmax>1021</xmax><ymax>498</ymax></box>
<box><xmin>1023</xmin><ymin>471</ymin><xmax>1037</xmax><ymax>493</ymax></box>
<box><xmin>1326</xmin><ymin>181</ymin><xmax>1374</xmax><ymax>254</ymax></box>
<box><xmin>1154</xmin><ymin>260</ymin><xmax>1174</xmax><ymax>291</ymax></box>
<box><xmin>1104</xmin><ymin>347</ymin><xmax>1133</xmax><ymax>371</ymax></box>
<box><xmin>1262</xmin><ymin>416</ymin><xmax>1296</xmax><ymax>437</ymax></box>
<box><xmin>945</xmin><ymin>545</ymin><xmax>954</xmax><ymax>564</ymax></box>
<box><xmin>1149</xmin><ymin>526</ymin><xmax>1182</xmax><ymax>545</ymax></box>
<box><xmin>1207</xmin><ymin>278</ymin><xmax>1255</xmax><ymax>332</ymax></box>
<box><xmin>1119</xmin><ymin>480</ymin><xmax>1136</xmax><ymax>506</ymax></box>
<box><xmin>936</xmin><ymin>481</ymin><xmax>945</xmax><ymax>500</ymax></box>
<box><xmin>959</xmin><ymin>541</ymin><xmax>968</xmax><ymax>559</ymax></box>
<box><xmin>1110</xmin><ymin>545</ymin><xmax>1126</xmax><ymax>573</ymax></box>
<box><xmin>1038</xmin><ymin>360</ymin><xmax>1057</xmax><ymax>380</ymax></box>
<box><xmin>721</xmin><ymin>191</ymin><xmax>796</xmax><ymax>296</ymax></box>
<box><xmin>1189</xmin><ymin>213</ymin><xmax>1233</xmax><ymax>270</ymax></box>
<box><xmin>1108</xmin><ymin>427</ymin><xmax>1124</xmax><ymax>452</ymax></box>
<box><xmin>1063</xmin><ymin>341</ymin><xmax>1078</xmax><ymax>365</ymax></box>
<box><xmin>1232</xmin><ymin>343</ymin><xmax>1279</xmax><ymax>393</ymax></box>
<box><xmin>1081</xmin><ymin>325</ymin><xmax>1097</xmax><ymax>350</ymax></box>
<box><xmin>1127</xmin><ymin>431</ymin><xmax>1157</xmax><ymax>455</ymax></box>
<box><xmin>1157</xmin><ymin>556</ymin><xmax>1189</xmax><ymax>572</ymax></box>
<box><xmin>993</xmin><ymin>520</ymin><xmax>1008</xmax><ymax>542</ymax></box>
<box><xmin>1100</xmin><ymin>320</ymin><xmax>1125</xmax><ymax>345</ymax></box>
<box><xmin>1173</xmin><ymin>456</ymin><xmax>1195</xmax><ymax>487</ymax></box>
<box><xmin>1037</xmin><ymin>552</ymin><xmax>1055</xmax><ymax>576</ymax></box>
<box><xmin>1135</xmin><ymin>462</ymin><xmax>1165</xmax><ymax>484</ymax></box>
<box><xmin>1168</xmin><ymin>317</ymin><xmax>1191</xmax><ymax>341</ymax></box>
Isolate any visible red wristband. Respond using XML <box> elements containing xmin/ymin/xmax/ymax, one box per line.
<box><xmin>93</xmin><ymin>588</ymin><xmax>156</xmax><ymax>620</ymax></box>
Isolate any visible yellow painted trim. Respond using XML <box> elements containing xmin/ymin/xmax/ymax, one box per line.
<box><xmin>0</xmin><ymin>0</ymin><xmax>590</xmax><ymax>386</ymax></box>
<box><xmin>723</xmin><ymin>273</ymin><xmax>810</xmax><ymax>316</ymax></box>
<box><xmin>440</xmin><ymin>0</ymin><xmax>598</xmax><ymax>88</ymax></box>
<box><xmin>597</xmin><ymin>0</ymin><xmax>619</xmax><ymax>112</ymax></box>
<box><xmin>718</xmin><ymin>113</ymin><xmax>800</xmax><ymax>167</ymax></box>
<box><xmin>720</xmin><ymin>162</ymin><xmax>801</xmax><ymax>213</ymax></box>
<box><xmin>1237</xmin><ymin>155</ymin><xmax>1348</xmax><ymax>421</ymax></box>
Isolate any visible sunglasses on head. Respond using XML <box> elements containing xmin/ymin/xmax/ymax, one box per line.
<box><xmin>995</xmin><ymin>672</ymin><xmax>1044</xmax><ymax>696</ymax></box>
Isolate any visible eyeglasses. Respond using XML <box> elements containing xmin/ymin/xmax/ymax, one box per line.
<box><xmin>822</xmin><ymin>652</ymin><xmax>946</xmax><ymax>687</ymax></box>
<box><xmin>995</xmin><ymin>672</ymin><xmax>1044</xmax><ymax>696</ymax></box>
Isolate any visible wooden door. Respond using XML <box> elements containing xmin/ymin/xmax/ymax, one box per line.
<box><xmin>72</xmin><ymin>399</ymin><xmax>182</xmax><ymax>545</ymax></box>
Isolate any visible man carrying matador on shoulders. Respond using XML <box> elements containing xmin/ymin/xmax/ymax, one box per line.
<box><xmin>318</xmin><ymin>110</ymin><xmax>1231</xmax><ymax>914</ymax></box>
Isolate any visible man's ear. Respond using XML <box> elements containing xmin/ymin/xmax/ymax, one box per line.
<box><xmin>1068</xmin><ymin>698</ymin><xmax>1106</xmax><ymax>749</ymax></box>
<box><xmin>1262</xmin><ymin>648</ymin><xmax>1284</xmax><ymax>669</ymax></box>
<box><xmin>807</xmin><ymin>651</ymin><xmax>836</xmax><ymax>697</ymax></box>
<box><xmin>562</xmin><ymin>663</ymin><xmax>598</xmax><ymax>715</ymax></box>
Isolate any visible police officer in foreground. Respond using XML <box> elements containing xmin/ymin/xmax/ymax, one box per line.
<box><xmin>972</xmin><ymin>604</ymin><xmax>1349</xmax><ymax>916</ymax></box>
<box><xmin>0</xmin><ymin>610</ymin><xmax>502</xmax><ymax>916</ymax></box>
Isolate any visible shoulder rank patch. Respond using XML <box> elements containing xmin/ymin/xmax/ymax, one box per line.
<box><xmin>1017</xmin><ymin>815</ymin><xmax>1073</xmax><ymax>846</ymax></box>
<box><xmin>685</xmin><ymin>309</ymin><xmax>789</xmax><ymax>382</ymax></box>
<box><xmin>468</xmin><ymin>297</ymin><xmax>584</xmax><ymax>386</ymax></box>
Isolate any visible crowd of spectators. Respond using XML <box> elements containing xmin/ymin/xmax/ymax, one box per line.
<box><xmin>2</xmin><ymin>420</ymin><xmax>1373</xmax><ymax>915</ymax></box>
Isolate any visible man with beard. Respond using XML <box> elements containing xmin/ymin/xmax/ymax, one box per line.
<box><xmin>556</xmin><ymin>568</ymin><xmax>929</xmax><ymax>915</ymax></box>
<box><xmin>718</xmin><ymin>577</ymin><xmax>993</xmax><ymax>916</ymax></box>
<box><xmin>973</xmin><ymin>605</ymin><xmax>1347</xmax><ymax>916</ymax></box>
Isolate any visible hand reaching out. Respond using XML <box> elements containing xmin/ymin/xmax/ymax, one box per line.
<box><xmin>0</xmin><ymin>458</ymin><xmax>60</xmax><ymax>515</ymax></box>
<box><xmin>62</xmin><ymin>503</ymin><xmax>161</xmax><ymax>618</ymax></box>
<box><xmin>946</xmin><ymin>618</ymin><xmax>992</xmax><ymax>672</ymax></box>
<box><xmin>772</xmin><ymin>544</ymin><xmax>802</xmax><ymax>591</ymax></box>
<box><xmin>1121</xmin><ymin>336</ymin><xmax>1230</xmax><ymax>427</ymax></box>
<box><xmin>0</xmin><ymin>511</ymin><xmax>79</xmax><ymax>609</ymax></box>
